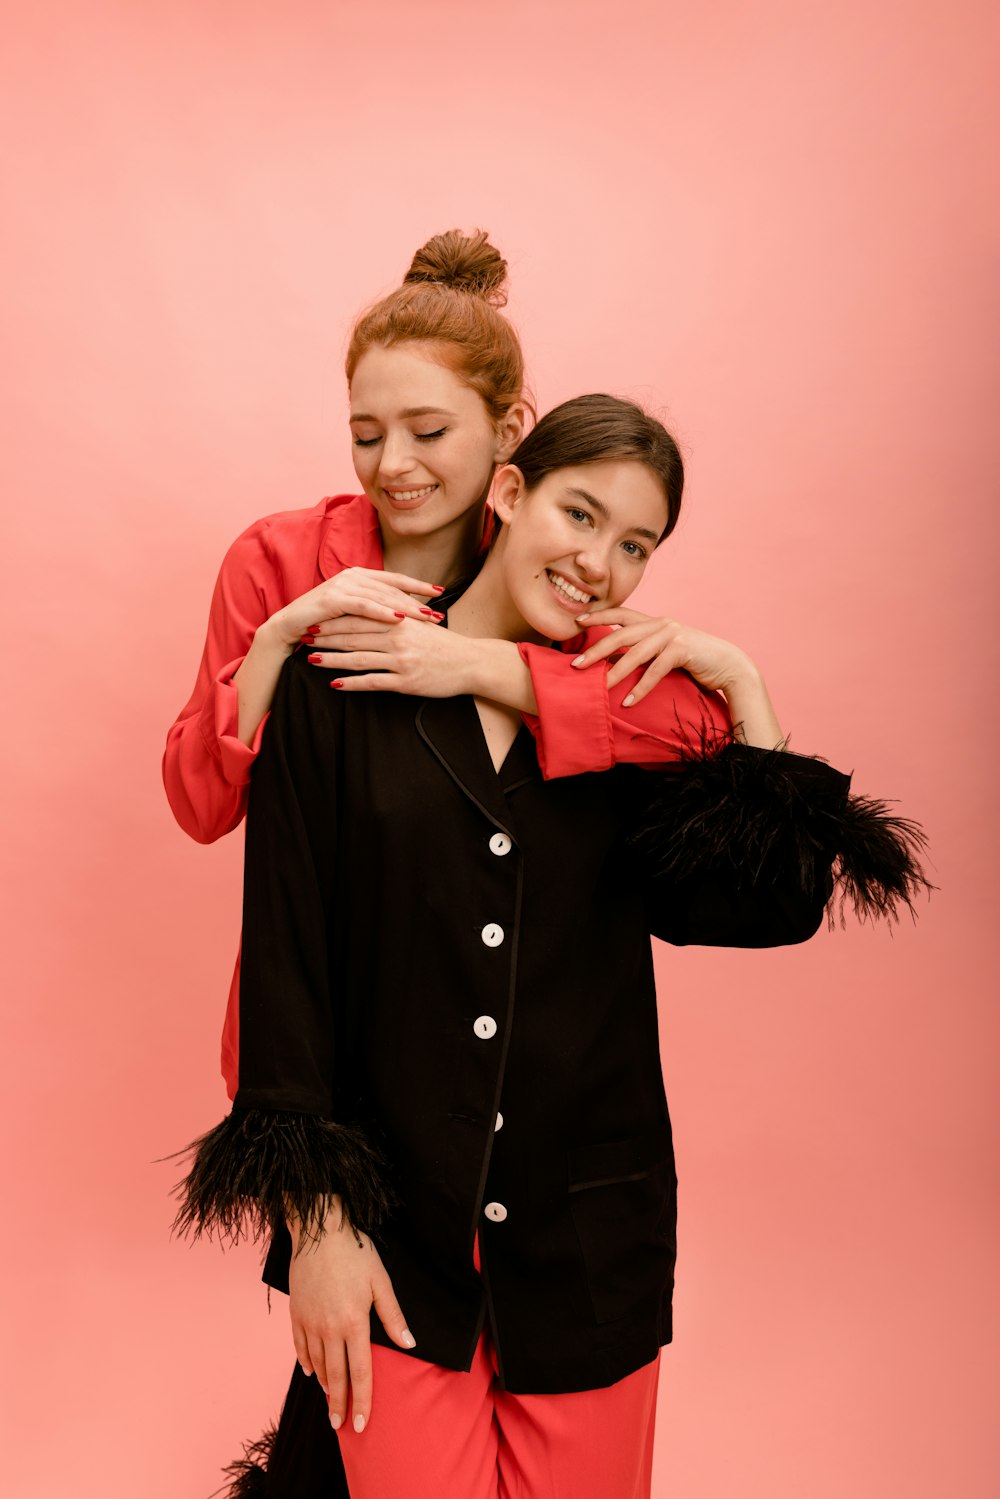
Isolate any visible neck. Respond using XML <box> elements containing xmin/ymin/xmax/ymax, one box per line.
<box><xmin>379</xmin><ymin>502</ymin><xmax>488</xmax><ymax>589</ymax></box>
<box><xmin>447</xmin><ymin>537</ymin><xmax>550</xmax><ymax>646</ymax></box>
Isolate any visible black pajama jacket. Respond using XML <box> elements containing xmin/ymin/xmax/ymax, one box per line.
<box><xmin>176</xmin><ymin>647</ymin><xmax>928</xmax><ymax>1489</ymax></box>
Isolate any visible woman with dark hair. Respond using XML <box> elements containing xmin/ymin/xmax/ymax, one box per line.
<box><xmin>174</xmin><ymin>394</ymin><xmax>926</xmax><ymax>1499</ymax></box>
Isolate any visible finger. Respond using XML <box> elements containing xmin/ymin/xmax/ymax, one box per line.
<box><xmin>571</xmin><ymin>625</ymin><xmax>662</xmax><ymax>669</ymax></box>
<box><xmin>620</xmin><ymin>654</ymin><xmax>681</xmax><ymax>704</ymax></box>
<box><xmin>312</xmin><ymin>631</ymin><xmax>400</xmax><ymax>653</ymax></box>
<box><xmin>603</xmin><ymin>641</ymin><xmax>666</xmax><ymax>688</ymax></box>
<box><xmin>313</xmin><ymin>618</ymin><xmax>396</xmax><ymax>641</ymax></box>
<box><xmin>325</xmin><ymin>1340</ymin><xmax>350</xmax><ymax>1432</ymax></box>
<box><xmin>306</xmin><ymin>1330</ymin><xmax>330</xmax><ymax>1399</ymax></box>
<box><xmin>372</xmin><ymin>1279</ymin><xmax>416</xmax><ymax>1352</ymax></box>
<box><xmin>575</xmin><ymin>606</ymin><xmax>651</xmax><ymax>628</ymax></box>
<box><xmin>291</xmin><ymin>1318</ymin><xmax>313</xmax><ymax>1376</ymax></box>
<box><xmin>319</xmin><ymin>651</ymin><xmax>391</xmax><ymax>674</ymax></box>
<box><xmin>375</xmin><ymin>572</ymin><xmax>446</xmax><ymax>598</ymax></box>
<box><xmin>335</xmin><ymin>596</ymin><xmax>423</xmax><ymax>625</ymax></box>
<box><xmin>329</xmin><ymin>674</ymin><xmax>403</xmax><ymax>693</ymax></box>
<box><xmin>346</xmin><ymin>1334</ymin><xmax>374</xmax><ymax>1433</ymax></box>
<box><xmin>606</xmin><ymin>640</ymin><xmax>673</xmax><ymax>688</ymax></box>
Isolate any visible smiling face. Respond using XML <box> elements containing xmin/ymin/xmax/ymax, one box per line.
<box><xmin>491</xmin><ymin>459</ymin><xmax>670</xmax><ymax>641</ymax></box>
<box><xmin>349</xmin><ymin>342</ymin><xmax>522</xmax><ymax>546</ymax></box>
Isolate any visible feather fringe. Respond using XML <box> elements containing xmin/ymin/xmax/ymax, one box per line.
<box><xmin>171</xmin><ymin>1108</ymin><xmax>395</xmax><ymax>1246</ymax></box>
<box><xmin>628</xmin><ymin>737</ymin><xmax>931</xmax><ymax>926</ymax></box>
<box><xmin>209</xmin><ymin>1424</ymin><xmax>275</xmax><ymax>1499</ymax></box>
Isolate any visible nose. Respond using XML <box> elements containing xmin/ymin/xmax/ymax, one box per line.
<box><xmin>378</xmin><ymin>429</ymin><xmax>417</xmax><ymax>480</ymax></box>
<box><xmin>574</xmin><ymin>539</ymin><xmax>611</xmax><ymax>585</ymax></box>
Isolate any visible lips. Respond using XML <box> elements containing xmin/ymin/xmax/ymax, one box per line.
<box><xmin>382</xmin><ymin>484</ymin><xmax>439</xmax><ymax>509</ymax></box>
<box><xmin>545</xmin><ymin>568</ymin><xmax>597</xmax><ymax>611</ymax></box>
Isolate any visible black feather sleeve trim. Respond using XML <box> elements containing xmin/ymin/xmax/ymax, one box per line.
<box><xmin>171</xmin><ymin>1108</ymin><xmax>395</xmax><ymax>1247</ymax></box>
<box><xmin>212</xmin><ymin>1425</ymin><xmax>275</xmax><ymax>1498</ymax></box>
<box><xmin>628</xmin><ymin>737</ymin><xmax>931</xmax><ymax>925</ymax></box>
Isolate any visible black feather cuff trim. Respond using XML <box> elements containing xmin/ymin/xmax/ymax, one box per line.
<box><xmin>629</xmin><ymin>740</ymin><xmax>931</xmax><ymax>925</ymax></box>
<box><xmin>213</xmin><ymin>1425</ymin><xmax>275</xmax><ymax>1498</ymax></box>
<box><xmin>171</xmin><ymin>1108</ymin><xmax>395</xmax><ymax>1246</ymax></box>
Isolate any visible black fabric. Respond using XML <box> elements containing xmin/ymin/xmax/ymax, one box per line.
<box><xmin>175</xmin><ymin>652</ymin><xmax>876</xmax><ymax>1394</ymax></box>
<box><xmin>217</xmin><ymin>1367</ymin><xmax>347</xmax><ymax>1499</ymax></box>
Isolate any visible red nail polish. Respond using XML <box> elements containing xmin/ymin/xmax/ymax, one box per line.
<box><xmin>308</xmin><ymin>623</ymin><xmax>323</xmax><ymax>632</ymax></box>
<box><xmin>308</xmin><ymin>653</ymin><xmax>323</xmax><ymax>664</ymax></box>
<box><xmin>394</xmin><ymin>611</ymin><xmax>406</xmax><ymax>619</ymax></box>
<box><xmin>301</xmin><ymin>634</ymin><xmax>316</xmax><ymax>645</ymax></box>
<box><xmin>431</xmin><ymin>584</ymin><xmax>445</xmax><ymax>594</ymax></box>
<box><xmin>419</xmin><ymin>607</ymin><xmax>436</xmax><ymax>616</ymax></box>
<box><xmin>330</xmin><ymin>680</ymin><xmax>344</xmax><ymax>689</ymax></box>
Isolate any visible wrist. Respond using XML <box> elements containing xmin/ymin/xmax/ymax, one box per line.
<box><xmin>256</xmin><ymin>610</ymin><xmax>299</xmax><ymax>657</ymax></box>
<box><xmin>462</xmin><ymin>636</ymin><xmax>507</xmax><ymax>698</ymax></box>
<box><xmin>719</xmin><ymin>652</ymin><xmax>763</xmax><ymax>698</ymax></box>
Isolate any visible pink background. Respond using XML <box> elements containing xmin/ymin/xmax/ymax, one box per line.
<box><xmin>2</xmin><ymin>1</ymin><xmax>998</xmax><ymax>1494</ymax></box>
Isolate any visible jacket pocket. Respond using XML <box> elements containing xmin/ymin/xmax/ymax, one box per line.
<box><xmin>567</xmin><ymin>1124</ymin><xmax>677</xmax><ymax>1326</ymax></box>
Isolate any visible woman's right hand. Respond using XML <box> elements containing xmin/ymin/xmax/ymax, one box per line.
<box><xmin>270</xmin><ymin>567</ymin><xmax>444</xmax><ymax>650</ymax></box>
<box><xmin>288</xmin><ymin>1204</ymin><xmax>415</xmax><ymax>1434</ymax></box>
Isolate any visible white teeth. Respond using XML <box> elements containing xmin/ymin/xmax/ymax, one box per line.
<box><xmin>547</xmin><ymin>570</ymin><xmax>594</xmax><ymax>605</ymax></box>
<box><xmin>386</xmin><ymin>485</ymin><xmax>436</xmax><ymax>500</ymax></box>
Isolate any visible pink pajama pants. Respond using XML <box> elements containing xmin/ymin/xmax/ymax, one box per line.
<box><xmin>336</xmin><ymin>1330</ymin><xmax>660</xmax><ymax>1499</ymax></box>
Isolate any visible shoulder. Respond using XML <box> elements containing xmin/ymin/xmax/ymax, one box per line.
<box><xmin>221</xmin><ymin>493</ymin><xmax>362</xmax><ymax>568</ymax></box>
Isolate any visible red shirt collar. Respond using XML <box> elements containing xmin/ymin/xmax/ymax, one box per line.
<box><xmin>318</xmin><ymin>494</ymin><xmax>383</xmax><ymax>578</ymax></box>
<box><xmin>318</xmin><ymin>492</ymin><xmax>496</xmax><ymax>580</ymax></box>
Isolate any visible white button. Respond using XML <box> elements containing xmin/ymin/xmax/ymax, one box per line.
<box><xmin>495</xmin><ymin>1112</ymin><xmax>504</xmax><ymax>1131</ymax></box>
<box><xmin>474</xmin><ymin>1015</ymin><xmax>498</xmax><ymax>1040</ymax></box>
<box><xmin>481</xmin><ymin>923</ymin><xmax>505</xmax><ymax>947</ymax></box>
<box><xmin>484</xmin><ymin>1201</ymin><xmax>508</xmax><ymax>1222</ymax></box>
<box><xmin>489</xmin><ymin>833</ymin><xmax>512</xmax><ymax>857</ymax></box>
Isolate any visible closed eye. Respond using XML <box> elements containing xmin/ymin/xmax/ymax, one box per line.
<box><xmin>353</xmin><ymin>435</ymin><xmax>381</xmax><ymax>448</ymax></box>
<box><xmin>415</xmin><ymin>427</ymin><xmax>448</xmax><ymax>442</ymax></box>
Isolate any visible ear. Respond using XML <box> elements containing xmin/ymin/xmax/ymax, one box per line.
<box><xmin>492</xmin><ymin>465</ymin><xmax>525</xmax><ymax>525</ymax></box>
<box><xmin>493</xmin><ymin>401</ymin><xmax>528</xmax><ymax>463</ymax></box>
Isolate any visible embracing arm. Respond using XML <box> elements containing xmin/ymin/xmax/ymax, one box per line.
<box><xmin>304</xmin><ymin>611</ymin><xmax>780</xmax><ymax>776</ymax></box>
<box><xmin>163</xmin><ymin>518</ymin><xmax>442</xmax><ymax>845</ymax></box>
<box><xmin>162</xmin><ymin>523</ymin><xmax>286</xmax><ymax>843</ymax></box>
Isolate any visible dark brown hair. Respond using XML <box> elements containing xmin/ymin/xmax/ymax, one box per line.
<box><xmin>508</xmin><ymin>393</ymin><xmax>684</xmax><ymax>540</ymax></box>
<box><xmin>346</xmin><ymin>229</ymin><xmax>528</xmax><ymax>426</ymax></box>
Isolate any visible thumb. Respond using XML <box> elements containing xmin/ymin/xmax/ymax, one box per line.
<box><xmin>372</xmin><ymin>1276</ymin><xmax>416</xmax><ymax>1350</ymax></box>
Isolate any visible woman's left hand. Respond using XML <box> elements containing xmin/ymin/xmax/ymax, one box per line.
<box><xmin>306</xmin><ymin>615</ymin><xmax>477</xmax><ymax>698</ymax></box>
<box><xmin>572</xmin><ymin>607</ymin><xmax>759</xmax><ymax>706</ymax></box>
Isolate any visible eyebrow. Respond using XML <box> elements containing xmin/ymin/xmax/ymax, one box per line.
<box><xmin>566</xmin><ymin>486</ymin><xmax>661</xmax><ymax>545</ymax></box>
<box><xmin>349</xmin><ymin>406</ymin><xmax>457</xmax><ymax>423</ymax></box>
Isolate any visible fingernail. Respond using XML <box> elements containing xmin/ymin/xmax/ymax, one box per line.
<box><xmin>394</xmin><ymin>611</ymin><xmax>406</xmax><ymax>618</ymax></box>
<box><xmin>571</xmin><ymin>656</ymin><xmax>586</xmax><ymax>667</ymax></box>
<box><xmin>330</xmin><ymin>1412</ymin><xmax>342</xmax><ymax>1430</ymax></box>
<box><xmin>419</xmin><ymin>607</ymin><xmax>443</xmax><ymax>618</ymax></box>
<box><xmin>623</xmin><ymin>693</ymin><xmax>635</xmax><ymax>707</ymax></box>
<box><xmin>401</xmin><ymin>1329</ymin><xmax>416</xmax><ymax>1348</ymax></box>
<box><xmin>301</xmin><ymin>634</ymin><xmax>316</xmax><ymax>645</ymax></box>
<box><xmin>308</xmin><ymin>653</ymin><xmax>323</xmax><ymax>664</ymax></box>
<box><xmin>309</xmin><ymin>623</ymin><xmax>323</xmax><ymax>631</ymax></box>
<box><xmin>330</xmin><ymin>680</ymin><xmax>344</xmax><ymax>689</ymax></box>
<box><xmin>431</xmin><ymin>584</ymin><xmax>445</xmax><ymax>593</ymax></box>
<box><xmin>576</xmin><ymin>611</ymin><xmax>591</xmax><ymax>622</ymax></box>
<box><xmin>354</xmin><ymin>1414</ymin><xmax>366</xmax><ymax>1433</ymax></box>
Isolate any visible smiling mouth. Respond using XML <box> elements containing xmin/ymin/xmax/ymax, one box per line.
<box><xmin>383</xmin><ymin>484</ymin><xmax>438</xmax><ymax>505</ymax></box>
<box><xmin>546</xmin><ymin>569</ymin><xmax>596</xmax><ymax>608</ymax></box>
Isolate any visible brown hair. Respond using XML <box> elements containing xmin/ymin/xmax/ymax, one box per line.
<box><xmin>509</xmin><ymin>394</ymin><xmax>684</xmax><ymax>541</ymax></box>
<box><xmin>346</xmin><ymin>229</ymin><xmax>529</xmax><ymax>426</ymax></box>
